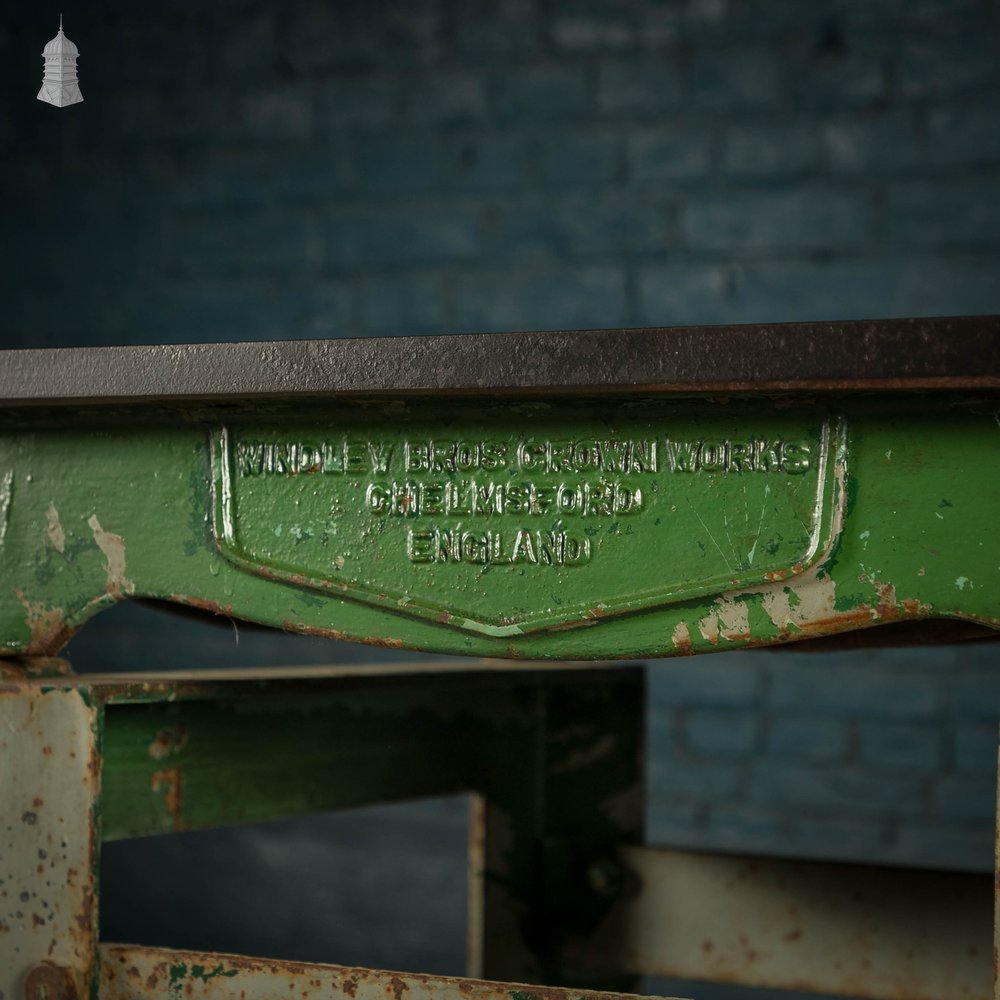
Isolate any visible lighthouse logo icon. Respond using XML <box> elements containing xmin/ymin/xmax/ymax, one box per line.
<box><xmin>37</xmin><ymin>16</ymin><xmax>84</xmax><ymax>108</ymax></box>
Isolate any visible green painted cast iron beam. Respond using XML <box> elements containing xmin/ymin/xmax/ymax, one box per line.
<box><xmin>0</xmin><ymin>321</ymin><xmax>997</xmax><ymax>660</ymax></box>
<box><xmin>0</xmin><ymin>396</ymin><xmax>995</xmax><ymax>659</ymax></box>
<box><xmin>97</xmin><ymin>670</ymin><xmax>546</xmax><ymax>840</ymax></box>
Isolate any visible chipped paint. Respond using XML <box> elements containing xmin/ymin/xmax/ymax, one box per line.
<box><xmin>672</xmin><ymin>416</ymin><xmax>850</xmax><ymax>650</ymax></box>
<box><xmin>695</xmin><ymin>611</ymin><xmax>720</xmax><ymax>645</ymax></box>
<box><xmin>87</xmin><ymin>514</ymin><xmax>135</xmax><ymax>597</ymax></box>
<box><xmin>0</xmin><ymin>470</ymin><xmax>12</xmax><ymax>546</ymax></box>
<box><xmin>725</xmin><ymin>440</ymin><xmax>845</xmax><ymax>642</ymax></box>
<box><xmin>758</xmin><ymin>571</ymin><xmax>838</xmax><ymax>635</ymax></box>
<box><xmin>695</xmin><ymin>595</ymin><xmax>757</xmax><ymax>645</ymax></box>
<box><xmin>670</xmin><ymin>621</ymin><xmax>692</xmax><ymax>653</ymax></box>
<box><xmin>46</xmin><ymin>502</ymin><xmax>66</xmax><ymax>554</ymax></box>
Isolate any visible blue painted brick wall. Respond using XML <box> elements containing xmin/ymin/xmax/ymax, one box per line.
<box><xmin>3</xmin><ymin>0</ymin><xmax>1000</xmax><ymax>976</ymax></box>
<box><xmin>649</xmin><ymin>644</ymin><xmax>1000</xmax><ymax>871</ymax></box>
<box><xmin>6</xmin><ymin>1</ymin><xmax>999</xmax><ymax>347</ymax></box>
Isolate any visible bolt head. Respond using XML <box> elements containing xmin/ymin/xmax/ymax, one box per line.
<box><xmin>24</xmin><ymin>962</ymin><xmax>77</xmax><ymax>1000</ymax></box>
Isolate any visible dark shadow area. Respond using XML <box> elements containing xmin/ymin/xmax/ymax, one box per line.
<box><xmin>99</xmin><ymin>795</ymin><xmax>471</xmax><ymax>975</ymax></box>
<box><xmin>64</xmin><ymin>597</ymin><xmax>452</xmax><ymax>673</ymax></box>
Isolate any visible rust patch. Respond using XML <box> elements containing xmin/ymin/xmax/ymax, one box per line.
<box><xmin>365</xmin><ymin>635</ymin><xmax>405</xmax><ymax>649</ymax></box>
<box><xmin>261</xmin><ymin>566</ymin><xmax>348</xmax><ymax>593</ymax></box>
<box><xmin>167</xmin><ymin>593</ymin><xmax>237</xmax><ymax>618</ymax></box>
<box><xmin>279</xmin><ymin>617</ymin><xmax>348</xmax><ymax>641</ymax></box>
<box><xmin>73</xmin><ymin>884</ymin><xmax>95</xmax><ymax>937</ymax></box>
<box><xmin>88</xmin><ymin>738</ymin><xmax>102</xmax><ymax>783</ymax></box>
<box><xmin>873</xmin><ymin>581</ymin><xmax>899</xmax><ymax>619</ymax></box>
<box><xmin>389</xmin><ymin>976</ymin><xmax>409</xmax><ymax>1000</ymax></box>
<box><xmin>15</xmin><ymin>589</ymin><xmax>72</xmax><ymax>655</ymax></box>
<box><xmin>148</xmin><ymin>724</ymin><xmax>190</xmax><ymax>761</ymax></box>
<box><xmin>151</xmin><ymin>768</ymin><xmax>184</xmax><ymax>830</ymax></box>
<box><xmin>20</xmin><ymin>656</ymin><xmax>74</xmax><ymax>678</ymax></box>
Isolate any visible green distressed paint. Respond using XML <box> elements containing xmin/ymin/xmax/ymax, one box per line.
<box><xmin>168</xmin><ymin>963</ymin><xmax>187</xmax><ymax>1000</ymax></box>
<box><xmin>834</xmin><ymin>589</ymin><xmax>867</xmax><ymax>612</ymax></box>
<box><xmin>0</xmin><ymin>396</ymin><xmax>995</xmax><ymax>659</ymax></box>
<box><xmin>189</xmin><ymin>963</ymin><xmax>237</xmax><ymax>981</ymax></box>
<box><xmin>162</xmin><ymin>958</ymin><xmax>238</xmax><ymax>997</ymax></box>
<box><xmin>741</xmin><ymin>591</ymin><xmax>778</xmax><ymax>640</ymax></box>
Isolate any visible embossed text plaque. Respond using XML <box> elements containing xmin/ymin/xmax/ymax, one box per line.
<box><xmin>211</xmin><ymin>400</ymin><xmax>844</xmax><ymax>636</ymax></box>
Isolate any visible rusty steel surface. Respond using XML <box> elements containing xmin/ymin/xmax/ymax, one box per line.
<box><xmin>579</xmin><ymin>845</ymin><xmax>993</xmax><ymax>1000</ymax></box>
<box><xmin>0</xmin><ymin>316</ymin><xmax>998</xmax><ymax>406</ymax></box>
<box><xmin>98</xmin><ymin>945</ymin><xmax>688</xmax><ymax>1000</ymax></box>
<box><xmin>0</xmin><ymin>682</ymin><xmax>101</xmax><ymax>998</ymax></box>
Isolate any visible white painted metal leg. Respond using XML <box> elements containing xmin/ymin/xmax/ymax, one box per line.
<box><xmin>1</xmin><ymin>682</ymin><xmax>101</xmax><ymax>999</ymax></box>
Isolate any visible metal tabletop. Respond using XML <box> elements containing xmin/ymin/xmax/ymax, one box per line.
<box><xmin>1</xmin><ymin>314</ymin><xmax>997</xmax><ymax>405</ymax></box>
